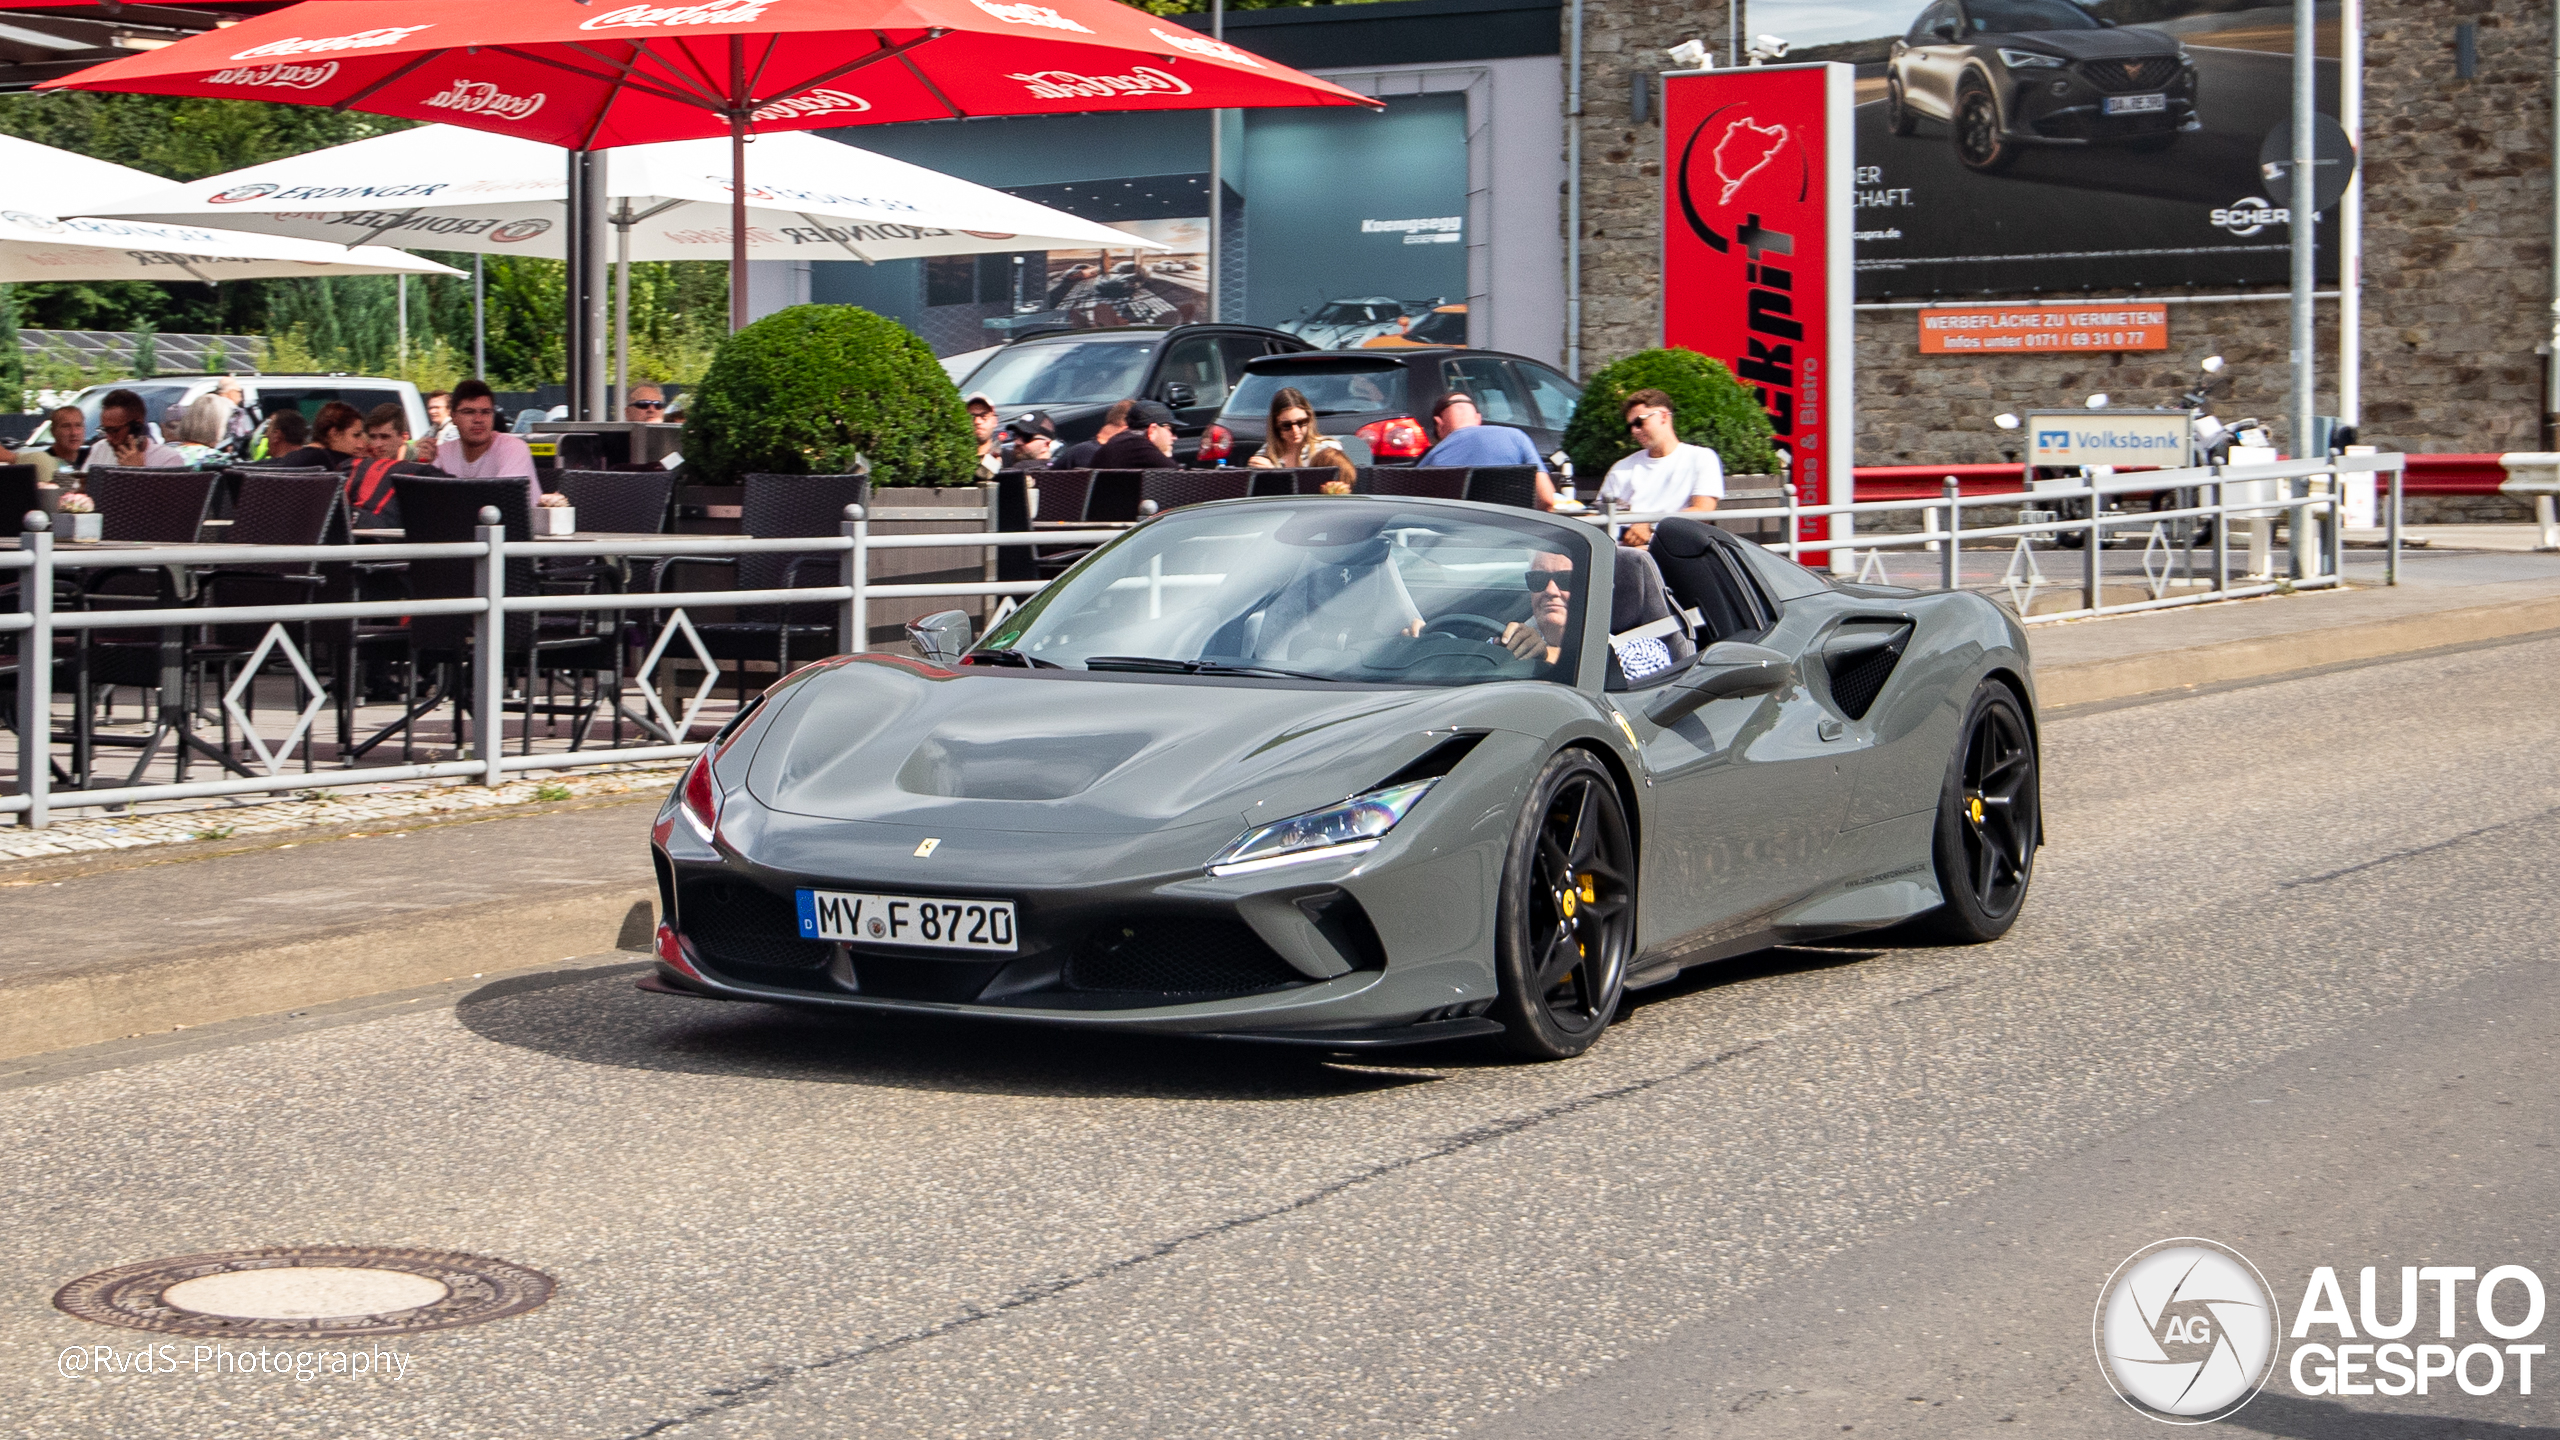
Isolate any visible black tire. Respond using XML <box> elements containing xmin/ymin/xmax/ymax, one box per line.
<box><xmin>1921</xmin><ymin>682</ymin><xmax>2039</xmax><ymax>943</ymax></box>
<box><xmin>1885</xmin><ymin>78</ymin><xmax>1916</xmax><ymax>136</ymax></box>
<box><xmin>1492</xmin><ymin>749</ymin><xmax>1636</xmax><ymax>1060</ymax></box>
<box><xmin>1954</xmin><ymin>86</ymin><xmax>2018</xmax><ymax>173</ymax></box>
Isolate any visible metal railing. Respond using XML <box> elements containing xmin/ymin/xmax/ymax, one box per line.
<box><xmin>1597</xmin><ymin>452</ymin><xmax>2405</xmax><ymax>623</ymax></box>
<box><xmin>5</xmin><ymin>454</ymin><xmax>2403</xmax><ymax>826</ymax></box>
<box><xmin>5</xmin><ymin>506</ymin><xmax>1118</xmax><ymax>828</ymax></box>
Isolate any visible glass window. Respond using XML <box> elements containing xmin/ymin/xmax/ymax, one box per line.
<box><xmin>253</xmin><ymin>387</ymin><xmax>403</xmax><ymax>425</ymax></box>
<box><xmin>1965</xmin><ymin>0</ymin><xmax>2099</xmax><ymax>33</ymax></box>
<box><xmin>966</xmin><ymin>338</ymin><xmax>1157</xmax><ymax>406</ymax></box>
<box><xmin>1517</xmin><ymin>363</ymin><xmax>1584</xmax><ymax>430</ymax></box>
<box><xmin>1158</xmin><ymin>333</ymin><xmax>1228</xmax><ymax>409</ymax></box>
<box><xmin>1224</xmin><ymin>361</ymin><xmax>1407</xmax><ymax>421</ymax></box>
<box><xmin>1442</xmin><ymin>357</ymin><xmax>1535</xmax><ymax>427</ymax></box>
<box><xmin>977</xmin><ymin>500</ymin><xmax>1592</xmax><ymax>687</ymax></box>
<box><xmin>1913</xmin><ymin>1</ymin><xmax>1959</xmax><ymax>38</ymax></box>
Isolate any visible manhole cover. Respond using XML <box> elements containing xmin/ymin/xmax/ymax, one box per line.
<box><xmin>54</xmin><ymin>1246</ymin><xmax>553</xmax><ymax>1337</ymax></box>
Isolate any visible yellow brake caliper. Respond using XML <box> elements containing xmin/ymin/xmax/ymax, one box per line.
<box><xmin>1967</xmin><ymin>795</ymin><xmax>1985</xmax><ymax>825</ymax></box>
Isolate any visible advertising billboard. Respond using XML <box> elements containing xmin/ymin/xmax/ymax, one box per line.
<box><xmin>1244</xmin><ymin>93</ymin><xmax>1471</xmax><ymax>347</ymax></box>
<box><xmin>1039</xmin><ymin>217</ymin><xmax>1210</xmax><ymax>328</ymax></box>
<box><xmin>1753</xmin><ymin>0</ymin><xmax>2340</xmax><ymax>297</ymax></box>
<box><xmin>1663</xmin><ymin>63</ymin><xmax>1856</xmax><ymax>561</ymax></box>
<box><xmin>1918</xmin><ymin>300</ymin><xmax>2167</xmax><ymax>353</ymax></box>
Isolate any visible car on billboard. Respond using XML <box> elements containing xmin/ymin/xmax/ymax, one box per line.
<box><xmin>1279</xmin><ymin>296</ymin><xmax>1443</xmax><ymax>350</ymax></box>
<box><xmin>1884</xmin><ymin>0</ymin><xmax>2197</xmax><ymax>173</ymax></box>
<box><xmin>948</xmin><ymin>323</ymin><xmax>1313</xmax><ymax>461</ymax></box>
<box><xmin>1199</xmin><ymin>348</ymin><xmax>1583</xmax><ymax>470</ymax></box>
<box><xmin>1360</xmin><ymin>303</ymin><xmax>1469</xmax><ymax>349</ymax></box>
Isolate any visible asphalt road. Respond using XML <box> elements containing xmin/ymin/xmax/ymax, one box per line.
<box><xmin>8</xmin><ymin>634</ymin><xmax>2559</xmax><ymax>1439</ymax></box>
<box><xmin>1850</xmin><ymin>49</ymin><xmax>2338</xmax><ymax>294</ymax></box>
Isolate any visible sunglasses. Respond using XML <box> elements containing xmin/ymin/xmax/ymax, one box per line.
<box><xmin>1275</xmin><ymin>416</ymin><xmax>1312</xmax><ymax>430</ymax></box>
<box><xmin>1523</xmin><ymin>569</ymin><xmax>1570</xmax><ymax>592</ymax></box>
<box><xmin>629</xmin><ymin>399</ymin><xmax>666</xmax><ymax>410</ymax></box>
<box><xmin>1626</xmin><ymin>410</ymin><xmax>1665</xmax><ymax>430</ymax></box>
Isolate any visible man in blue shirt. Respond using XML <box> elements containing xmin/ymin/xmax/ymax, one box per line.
<box><xmin>1415</xmin><ymin>392</ymin><xmax>1556</xmax><ymax>508</ymax></box>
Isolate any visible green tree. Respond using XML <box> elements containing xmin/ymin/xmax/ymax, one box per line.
<box><xmin>129</xmin><ymin>322</ymin><xmax>158</xmax><ymax>379</ymax></box>
<box><xmin>683</xmin><ymin>305</ymin><xmax>973</xmax><ymax>486</ymax></box>
<box><xmin>1563</xmin><ymin>346</ymin><xmax>1782</xmax><ymax>483</ymax></box>
<box><xmin>0</xmin><ymin>284</ymin><xmax>21</xmax><ymax>407</ymax></box>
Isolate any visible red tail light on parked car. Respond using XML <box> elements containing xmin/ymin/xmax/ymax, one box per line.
<box><xmin>1199</xmin><ymin>423</ymin><xmax>1233</xmax><ymax>462</ymax></box>
<box><xmin>677</xmin><ymin>750</ymin><xmax>719</xmax><ymax>843</ymax></box>
<box><xmin>1358</xmin><ymin>416</ymin><xmax>1431</xmax><ymax>460</ymax></box>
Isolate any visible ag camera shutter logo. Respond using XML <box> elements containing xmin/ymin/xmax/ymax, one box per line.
<box><xmin>2095</xmin><ymin>1238</ymin><xmax>2281</xmax><ymax>1424</ymax></box>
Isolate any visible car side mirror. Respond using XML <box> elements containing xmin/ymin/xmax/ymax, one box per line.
<box><xmin>1645</xmin><ymin>641</ymin><xmax>1792</xmax><ymax>726</ymax></box>
<box><xmin>1161</xmin><ymin>381</ymin><xmax>1197</xmax><ymax>410</ymax></box>
<box><xmin>1929</xmin><ymin>22</ymin><xmax>1956</xmax><ymax>40</ymax></box>
<box><xmin>906</xmin><ymin>609</ymin><xmax>972</xmax><ymax>665</ymax></box>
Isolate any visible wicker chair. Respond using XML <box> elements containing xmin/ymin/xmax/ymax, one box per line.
<box><xmin>653</xmin><ymin>472</ymin><xmax>868</xmax><ymax>708</ymax></box>
<box><xmin>1355</xmin><ymin>466</ymin><xmax>1472</xmax><ymax>500</ymax></box>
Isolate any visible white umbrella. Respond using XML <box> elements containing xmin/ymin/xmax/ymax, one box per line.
<box><xmin>0</xmin><ymin>210</ymin><xmax>465</xmax><ymax>284</ymax></box>
<box><xmin>92</xmin><ymin>123</ymin><xmax>1162</xmax><ymax>264</ymax></box>
<box><xmin>0</xmin><ymin>133</ymin><xmax>166</xmax><ymax>212</ymax></box>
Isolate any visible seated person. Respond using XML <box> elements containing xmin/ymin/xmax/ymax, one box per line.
<box><xmin>258</xmin><ymin>408</ymin><xmax>309</xmax><ymax>463</ymax></box>
<box><xmin>1245</xmin><ymin>386</ymin><xmax>1356</xmax><ymax>489</ymax></box>
<box><xmin>271</xmin><ymin>401</ymin><xmax>367</xmax><ymax>472</ymax></box>
<box><xmin>26</xmin><ymin>405</ymin><xmax>87</xmax><ymax>485</ymax></box>
<box><xmin>1001</xmin><ymin>411</ymin><xmax>1059</xmax><ymax>469</ymax></box>
<box><xmin>83</xmin><ymin>389</ymin><xmax>187</xmax><ymax>470</ymax></box>
<box><xmin>343</xmin><ymin>402</ymin><xmax>448</xmax><ymax>528</ymax></box>
<box><xmin>434</xmin><ymin>378</ymin><xmax>543</xmax><ymax>515</ymax></box>
<box><xmin>1498</xmin><ymin>547</ymin><xmax>1576</xmax><ymax>670</ymax></box>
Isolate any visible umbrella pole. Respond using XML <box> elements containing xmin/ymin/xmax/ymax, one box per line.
<box><xmin>729</xmin><ymin>112</ymin><xmax>749</xmax><ymax>332</ymax></box>
<box><xmin>614</xmin><ymin>204</ymin><xmax>631</xmax><ymax>418</ymax></box>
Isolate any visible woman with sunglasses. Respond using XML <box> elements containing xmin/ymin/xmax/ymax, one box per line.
<box><xmin>1245</xmin><ymin>386</ymin><xmax>1357</xmax><ymax>491</ymax></box>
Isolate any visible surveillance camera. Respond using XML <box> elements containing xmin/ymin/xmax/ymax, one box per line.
<box><xmin>1747</xmin><ymin>33</ymin><xmax>1791</xmax><ymax>61</ymax></box>
<box><xmin>1666</xmin><ymin>38</ymin><xmax>1711</xmax><ymax>70</ymax></box>
<box><xmin>1992</xmin><ymin>413</ymin><xmax>2021</xmax><ymax>431</ymax></box>
<box><xmin>2085</xmin><ymin>393</ymin><xmax>2110</xmax><ymax>409</ymax></box>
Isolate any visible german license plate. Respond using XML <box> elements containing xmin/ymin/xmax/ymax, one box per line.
<box><xmin>796</xmin><ymin>888</ymin><xmax>1018</xmax><ymax>952</ymax></box>
<box><xmin>2105</xmin><ymin>93</ymin><xmax>2166</xmax><ymax>115</ymax></box>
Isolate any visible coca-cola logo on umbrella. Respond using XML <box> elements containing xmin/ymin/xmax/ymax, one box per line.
<box><xmin>578</xmin><ymin>0</ymin><xmax>771</xmax><ymax>30</ymax></box>
<box><xmin>423</xmin><ymin>80</ymin><xmax>546</xmax><ymax>121</ymax></box>
<box><xmin>230</xmin><ymin>26</ymin><xmax>431</xmax><ymax>61</ymax></box>
<box><xmin>1006</xmin><ymin>66</ymin><xmax>1193</xmax><ymax>101</ymax></box>
<box><xmin>489</xmin><ymin>219</ymin><xmax>554</xmax><ymax>243</ymax></box>
<box><xmin>208</xmin><ymin>182</ymin><xmax>281</xmax><ymax>204</ymax></box>
<box><xmin>973</xmin><ymin>0</ymin><xmax>1092</xmax><ymax>33</ymax></box>
<box><xmin>751</xmin><ymin>88</ymin><xmax>871</xmax><ymax>122</ymax></box>
<box><xmin>1150</xmin><ymin>29</ymin><xmax>1263</xmax><ymax>68</ymax></box>
<box><xmin>205</xmin><ymin>62</ymin><xmax>340</xmax><ymax>90</ymax></box>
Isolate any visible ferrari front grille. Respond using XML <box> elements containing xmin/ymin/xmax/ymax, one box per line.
<box><xmin>2080</xmin><ymin>56</ymin><xmax>2181</xmax><ymax>92</ymax></box>
<box><xmin>1065</xmin><ymin>918</ymin><xmax>1305</xmax><ymax>997</ymax></box>
<box><xmin>679</xmin><ymin>879</ymin><xmax>833</xmax><ymax>971</ymax></box>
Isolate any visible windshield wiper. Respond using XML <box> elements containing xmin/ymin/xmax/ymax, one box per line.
<box><xmin>1083</xmin><ymin>655</ymin><xmax>1339</xmax><ymax>681</ymax></box>
<box><xmin>964</xmin><ymin>648</ymin><xmax>1060</xmax><ymax>668</ymax></box>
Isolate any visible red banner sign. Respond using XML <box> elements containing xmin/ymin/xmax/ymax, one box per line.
<box><xmin>1663</xmin><ymin>63</ymin><xmax>1854</xmax><ymax>565</ymax></box>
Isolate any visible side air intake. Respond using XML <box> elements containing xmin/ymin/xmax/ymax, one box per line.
<box><xmin>1822</xmin><ymin>621</ymin><xmax>1913</xmax><ymax>721</ymax></box>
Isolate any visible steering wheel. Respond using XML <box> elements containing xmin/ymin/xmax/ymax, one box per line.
<box><xmin>1422</xmin><ymin>613</ymin><xmax>1507</xmax><ymax>640</ymax></box>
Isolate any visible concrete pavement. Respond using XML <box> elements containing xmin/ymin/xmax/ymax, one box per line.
<box><xmin>3</xmin><ymin>627</ymin><xmax>2557</xmax><ymax>1438</ymax></box>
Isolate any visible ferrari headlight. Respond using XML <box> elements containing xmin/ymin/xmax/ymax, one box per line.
<box><xmin>1207</xmin><ymin>780</ymin><xmax>1436</xmax><ymax>877</ymax></box>
<box><xmin>1997</xmin><ymin>47</ymin><xmax>2065</xmax><ymax>68</ymax></box>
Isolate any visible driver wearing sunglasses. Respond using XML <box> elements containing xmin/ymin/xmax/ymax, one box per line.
<box><xmin>1496</xmin><ymin>548</ymin><xmax>1577</xmax><ymax>666</ymax></box>
<box><xmin>624</xmin><ymin>384</ymin><xmax>670</xmax><ymax>423</ymax></box>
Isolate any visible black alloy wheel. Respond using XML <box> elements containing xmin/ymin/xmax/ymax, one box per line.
<box><xmin>1955</xmin><ymin>87</ymin><xmax>2017</xmax><ymax>173</ymax></box>
<box><xmin>1885</xmin><ymin>78</ymin><xmax>1916</xmax><ymax>136</ymax></box>
<box><xmin>1923</xmin><ymin>681</ymin><xmax>2039</xmax><ymax>942</ymax></box>
<box><xmin>1492</xmin><ymin>749</ymin><xmax>1636</xmax><ymax>1060</ymax></box>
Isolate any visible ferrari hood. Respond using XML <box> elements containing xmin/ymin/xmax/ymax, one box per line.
<box><xmin>742</xmin><ymin>658</ymin><xmax>1464</xmax><ymax>835</ymax></box>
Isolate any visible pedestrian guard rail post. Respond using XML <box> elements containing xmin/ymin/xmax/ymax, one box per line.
<box><xmin>6</xmin><ymin>455</ymin><xmax>2399</xmax><ymax>827</ymax></box>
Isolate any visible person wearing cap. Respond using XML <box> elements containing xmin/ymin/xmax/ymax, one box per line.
<box><xmin>1417</xmin><ymin>392</ymin><xmax>1556</xmax><ymax>509</ymax></box>
<box><xmin>1001</xmin><ymin>411</ymin><xmax>1059</xmax><ymax>469</ymax></box>
<box><xmin>1056</xmin><ymin>399</ymin><xmax>1134</xmax><ymax>469</ymax></box>
<box><xmin>1091</xmin><ymin>400</ymin><xmax>1178</xmax><ymax>469</ymax></box>
<box><xmin>966</xmin><ymin>392</ymin><xmax>1003</xmax><ymax>477</ymax></box>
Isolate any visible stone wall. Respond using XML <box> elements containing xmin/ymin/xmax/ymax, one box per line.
<box><xmin>1567</xmin><ymin>0</ymin><xmax>2555</xmax><ymax>466</ymax></box>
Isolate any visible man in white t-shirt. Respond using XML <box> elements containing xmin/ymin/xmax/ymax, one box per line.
<box><xmin>1597</xmin><ymin>387</ymin><xmax>1723</xmax><ymax>547</ymax></box>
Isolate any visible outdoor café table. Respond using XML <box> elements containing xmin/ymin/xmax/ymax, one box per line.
<box><xmin>48</xmin><ymin>538</ymin><xmax>250</xmax><ymax>786</ymax></box>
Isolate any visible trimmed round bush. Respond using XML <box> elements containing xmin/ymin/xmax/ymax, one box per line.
<box><xmin>682</xmin><ymin>304</ymin><xmax>975</xmax><ymax>487</ymax></box>
<box><xmin>1562</xmin><ymin>346</ymin><xmax>1781</xmax><ymax>486</ymax></box>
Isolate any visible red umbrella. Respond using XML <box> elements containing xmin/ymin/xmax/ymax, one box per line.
<box><xmin>43</xmin><ymin>0</ymin><xmax>1377</xmax><ymax>326</ymax></box>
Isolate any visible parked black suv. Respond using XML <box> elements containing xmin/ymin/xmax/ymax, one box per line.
<box><xmin>949</xmin><ymin>323</ymin><xmax>1312</xmax><ymax>462</ymax></box>
<box><xmin>1201</xmin><ymin>348</ymin><xmax>1584</xmax><ymax>469</ymax></box>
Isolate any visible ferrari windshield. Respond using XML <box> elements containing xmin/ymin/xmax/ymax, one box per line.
<box><xmin>975</xmin><ymin>501</ymin><xmax>1590</xmax><ymax>686</ymax></box>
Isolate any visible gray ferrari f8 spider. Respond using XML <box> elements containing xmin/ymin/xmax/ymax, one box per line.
<box><xmin>646</xmin><ymin>496</ymin><xmax>2040</xmax><ymax>1059</ymax></box>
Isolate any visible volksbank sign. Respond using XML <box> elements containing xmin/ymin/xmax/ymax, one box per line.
<box><xmin>2027</xmin><ymin>410</ymin><xmax>2193</xmax><ymax>470</ymax></box>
